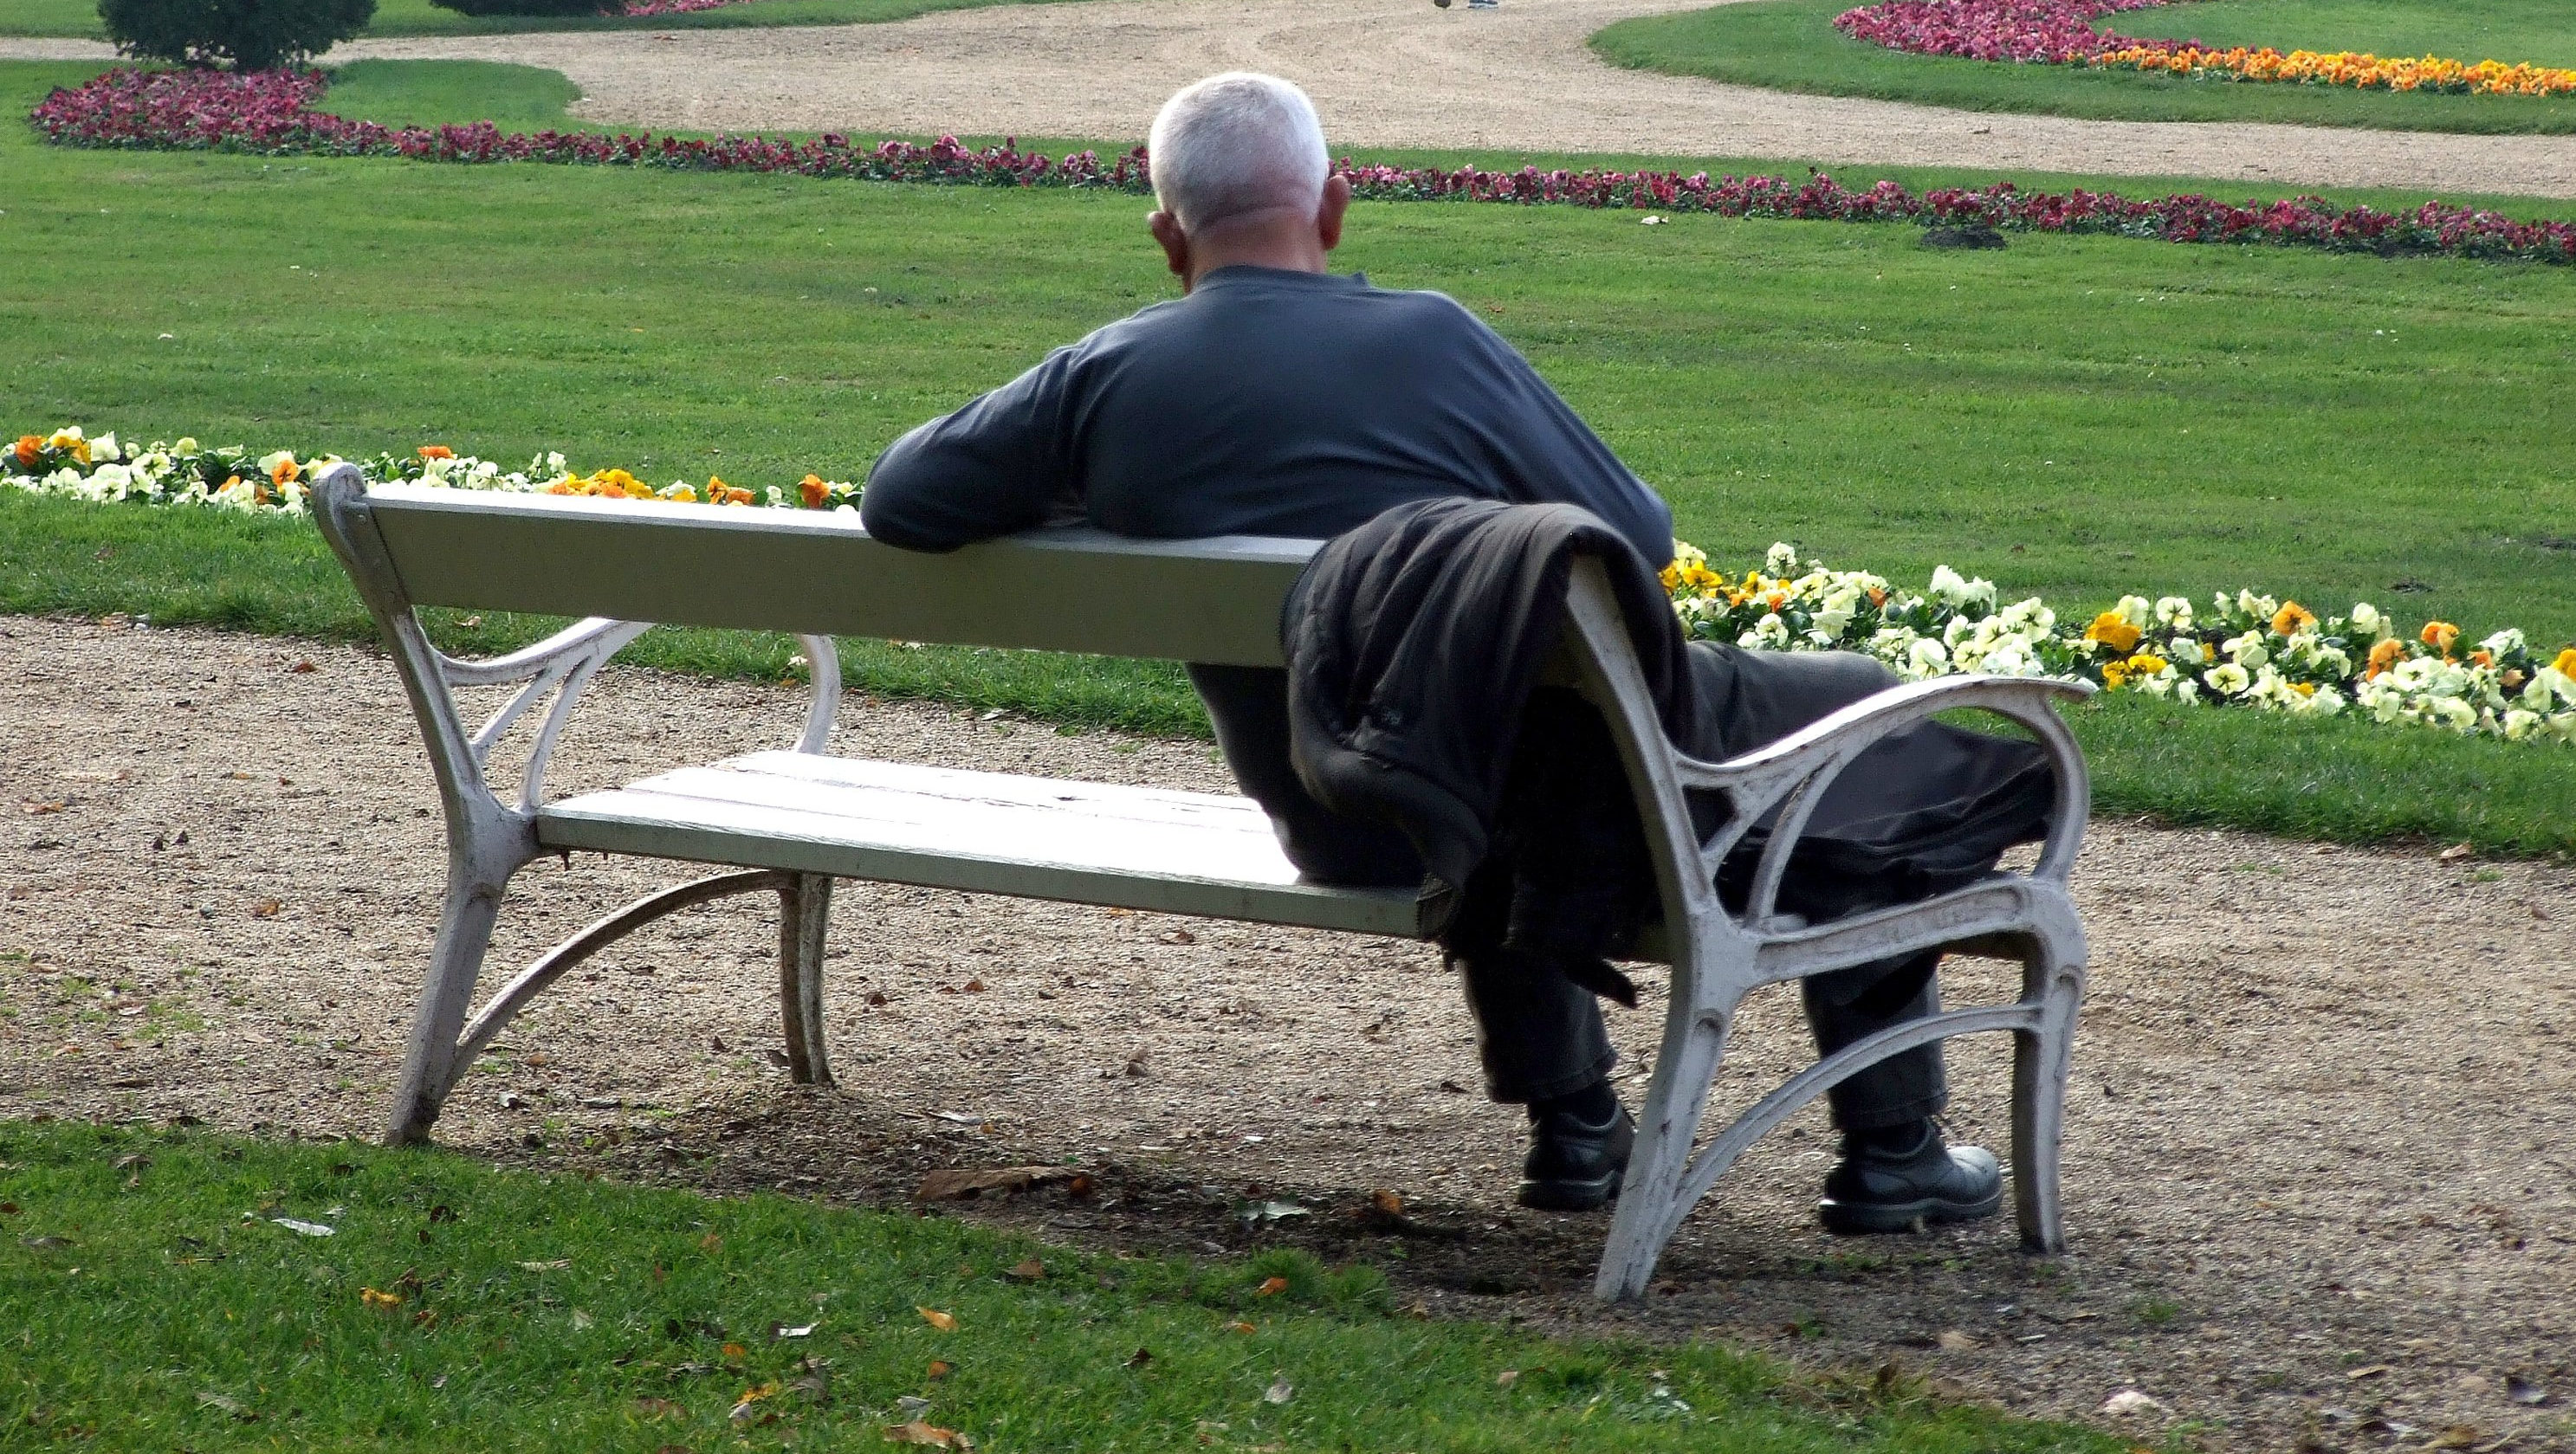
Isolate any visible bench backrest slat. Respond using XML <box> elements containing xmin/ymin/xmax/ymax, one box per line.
<box><xmin>362</xmin><ymin>485</ymin><xmax>1319</xmax><ymax>668</ymax></box>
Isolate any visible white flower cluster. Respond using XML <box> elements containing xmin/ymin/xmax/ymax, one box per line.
<box><xmin>1665</xmin><ymin>543</ymin><xmax>2576</xmax><ymax>748</ymax></box>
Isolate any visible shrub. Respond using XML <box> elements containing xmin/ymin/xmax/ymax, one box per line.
<box><xmin>423</xmin><ymin>0</ymin><xmax>613</xmax><ymax>16</ymax></box>
<box><xmin>98</xmin><ymin>0</ymin><xmax>377</xmax><ymax>70</ymax></box>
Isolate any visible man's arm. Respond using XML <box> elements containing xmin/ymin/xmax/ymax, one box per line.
<box><xmin>858</xmin><ymin>348</ymin><xmax>1078</xmax><ymax>552</ymax></box>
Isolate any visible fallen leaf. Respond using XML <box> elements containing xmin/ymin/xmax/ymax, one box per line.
<box><xmin>2346</xmin><ymin>1364</ymin><xmax>2392</xmax><ymax>1381</ymax></box>
<box><xmin>1125</xmin><ymin>1348</ymin><xmax>1151</xmax><ymax>1369</ymax></box>
<box><xmin>359</xmin><ymin>1287</ymin><xmax>405</xmax><ymax>1311</ymax></box>
<box><xmin>2426</xmin><ymin>1427</ymin><xmax>2480</xmax><ymax>1451</ymax></box>
<box><xmin>635</xmin><ymin>1397</ymin><xmax>686</xmax><ymax>1418</ymax></box>
<box><xmin>1937</xmin><ymin>1330</ymin><xmax>1979</xmax><ymax>1352</ymax></box>
<box><xmin>21</xmin><ymin>1235</ymin><xmax>71</xmax><ymax>1249</ymax></box>
<box><xmin>1264</xmin><ymin>1375</ymin><xmax>1293</xmax><ymax>1406</ymax></box>
<box><xmin>1160</xmin><ymin>928</ymin><xmax>1194</xmax><ymax>945</ymax></box>
<box><xmin>896</xmin><ymin>1396</ymin><xmax>933</xmax><ymax>1421</ymax></box>
<box><xmin>1255</xmin><ymin>1276</ymin><xmax>1289</xmax><ymax>1297</ymax></box>
<box><xmin>882</xmin><ymin>1421</ymin><xmax>968</xmax><ymax>1449</ymax></box>
<box><xmin>2099</xmin><ymin>1389</ymin><xmax>2166</xmax><ymax>1415</ymax></box>
<box><xmin>571</xmin><ymin>1309</ymin><xmax>595</xmax><ymax>1330</ymax></box>
<box><xmin>773</xmin><ymin>1322</ymin><xmax>817</xmax><ymax>1340</ymax></box>
<box><xmin>914</xmin><ymin>1166</ymin><xmax>1071</xmax><ymax>1202</ymax></box>
<box><xmin>2439</xmin><ymin>843</ymin><xmax>2474</xmax><ymax>862</ymax></box>
<box><xmin>291</xmin><ymin>661</ymin><xmax>316</xmax><ymax>673</ymax></box>
<box><xmin>1003</xmin><ymin>1258</ymin><xmax>1045</xmax><ymax>1283</ymax></box>
<box><xmin>112</xmin><ymin>1154</ymin><xmax>150</xmax><ymax>1172</ymax></box>
<box><xmin>1368</xmin><ymin>1188</ymin><xmax>1407</xmax><ymax>1219</ymax></box>
<box><xmin>917</xmin><ymin>1307</ymin><xmax>957</xmax><ymax>1333</ymax></box>
<box><xmin>721</xmin><ymin>1343</ymin><xmax>748</xmax><ymax>1360</ymax></box>
<box><xmin>961</xmin><ymin>979</ymin><xmax>986</xmax><ymax>993</ymax></box>
<box><xmin>251</xmin><ymin>898</ymin><xmax>282</xmax><ymax>919</ymax></box>
<box><xmin>1495</xmin><ymin>1369</ymin><xmax>1520</xmax><ymax>1388</ymax></box>
<box><xmin>699</xmin><ymin>1232</ymin><xmax>723</xmax><ymax>1252</ymax></box>
<box><xmin>196</xmin><ymin>1392</ymin><xmax>243</xmax><ymax>1415</ymax></box>
<box><xmin>927</xmin><ymin>1360</ymin><xmax>955</xmax><ymax>1380</ymax></box>
<box><xmin>20</xmin><ymin>801</ymin><xmax>64</xmax><ymax>816</ymax></box>
<box><xmin>518</xmin><ymin>1258</ymin><xmax>571</xmax><ymax>1272</ymax></box>
<box><xmin>1227</xmin><ymin>1321</ymin><xmax>1256</xmax><ymax>1334</ymax></box>
<box><xmin>1236</xmin><ymin>1199</ymin><xmax>1309</xmax><ymax>1226</ymax></box>
<box><xmin>271</xmin><ymin>1218</ymin><xmax>333</xmax><ymax>1238</ymax></box>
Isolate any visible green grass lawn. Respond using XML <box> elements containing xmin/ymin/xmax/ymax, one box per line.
<box><xmin>0</xmin><ymin>0</ymin><xmax>1088</xmax><ymax>40</ymax></box>
<box><xmin>7</xmin><ymin>59</ymin><xmax>2575</xmax><ymax>855</ymax></box>
<box><xmin>1593</xmin><ymin>0</ymin><xmax>2576</xmax><ymax>134</ymax></box>
<box><xmin>0</xmin><ymin>1121</ymin><xmax>2117</xmax><ymax>1451</ymax></box>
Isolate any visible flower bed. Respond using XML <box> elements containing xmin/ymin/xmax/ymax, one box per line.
<box><xmin>28</xmin><ymin>68</ymin><xmax>2576</xmax><ymax>265</ymax></box>
<box><xmin>1834</xmin><ymin>0</ymin><xmax>2576</xmax><ymax>98</ymax></box>
<box><xmin>11</xmin><ymin>426</ymin><xmax>2572</xmax><ymax>747</ymax></box>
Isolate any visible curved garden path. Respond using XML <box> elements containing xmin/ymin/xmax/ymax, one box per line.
<box><xmin>14</xmin><ymin>0</ymin><xmax>2576</xmax><ymax>197</ymax></box>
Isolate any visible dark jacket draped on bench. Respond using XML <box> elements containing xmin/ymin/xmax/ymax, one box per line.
<box><xmin>1280</xmin><ymin>497</ymin><xmax>2058</xmax><ymax>995</ymax></box>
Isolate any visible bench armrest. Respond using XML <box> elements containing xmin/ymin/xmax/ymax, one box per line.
<box><xmin>1687</xmin><ymin>674</ymin><xmax>2094</xmax><ymax>928</ymax></box>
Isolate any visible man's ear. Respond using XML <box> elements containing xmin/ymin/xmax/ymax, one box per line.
<box><xmin>1315</xmin><ymin>174</ymin><xmax>1351</xmax><ymax>254</ymax></box>
<box><xmin>1148</xmin><ymin>210</ymin><xmax>1191</xmax><ymax>283</ymax></box>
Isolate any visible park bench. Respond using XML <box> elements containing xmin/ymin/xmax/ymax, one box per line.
<box><xmin>311</xmin><ymin>465</ymin><xmax>2092</xmax><ymax>1301</ymax></box>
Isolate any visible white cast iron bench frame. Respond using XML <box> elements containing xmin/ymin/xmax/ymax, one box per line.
<box><xmin>313</xmin><ymin>468</ymin><xmax>2091</xmax><ymax>1302</ymax></box>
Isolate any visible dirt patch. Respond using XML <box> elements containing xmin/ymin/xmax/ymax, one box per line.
<box><xmin>14</xmin><ymin>0</ymin><xmax>2576</xmax><ymax>198</ymax></box>
<box><xmin>3</xmin><ymin>615</ymin><xmax>2572</xmax><ymax>1451</ymax></box>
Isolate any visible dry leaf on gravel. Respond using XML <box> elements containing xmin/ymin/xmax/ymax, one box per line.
<box><xmin>883</xmin><ymin>1420</ymin><xmax>970</xmax><ymax>1448</ymax></box>
<box><xmin>2439</xmin><ymin>843</ymin><xmax>2476</xmax><ymax>862</ymax></box>
<box><xmin>2100</xmin><ymin>1389</ymin><xmax>2166</xmax><ymax>1415</ymax></box>
<box><xmin>251</xmin><ymin>899</ymin><xmax>282</xmax><ymax>918</ymax></box>
<box><xmin>914</xmin><ymin>1166</ymin><xmax>1071</xmax><ymax>1202</ymax></box>
<box><xmin>1938</xmin><ymin>1330</ymin><xmax>1980</xmax><ymax>1352</ymax></box>
<box><xmin>916</xmin><ymin>1307</ymin><xmax>957</xmax><ymax>1332</ymax></box>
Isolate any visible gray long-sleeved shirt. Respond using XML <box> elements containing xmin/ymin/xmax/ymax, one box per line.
<box><xmin>858</xmin><ymin>265</ymin><xmax>1673</xmax><ymax>565</ymax></box>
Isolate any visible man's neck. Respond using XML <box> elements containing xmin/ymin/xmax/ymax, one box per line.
<box><xmin>1181</xmin><ymin>210</ymin><xmax>1330</xmax><ymax>290</ymax></box>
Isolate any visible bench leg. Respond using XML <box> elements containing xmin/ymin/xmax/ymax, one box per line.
<box><xmin>385</xmin><ymin>866</ymin><xmax>509</xmax><ymax>1146</ymax></box>
<box><xmin>2010</xmin><ymin>946</ymin><xmax>2087</xmax><ymax>1255</ymax></box>
<box><xmin>777</xmin><ymin>873</ymin><xmax>834</xmax><ymax>1086</ymax></box>
<box><xmin>1595</xmin><ymin>1006</ymin><xmax>1734</xmax><ymax>1302</ymax></box>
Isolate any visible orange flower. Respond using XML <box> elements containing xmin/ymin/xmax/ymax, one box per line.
<box><xmin>11</xmin><ymin>435</ymin><xmax>38</xmax><ymax>467</ymax></box>
<box><xmin>417</xmin><ymin>445</ymin><xmax>455</xmax><ymax>461</ymax></box>
<box><xmin>2469</xmin><ymin>650</ymin><xmax>2494</xmax><ymax>668</ymax></box>
<box><xmin>2083</xmin><ymin>611</ymin><xmax>2142</xmax><ymax>656</ymax></box>
<box><xmin>2269</xmin><ymin>601</ymin><xmax>2316</xmax><ymax>637</ymax></box>
<box><xmin>1866</xmin><ymin>585</ymin><xmax>1888</xmax><ymax>607</ymax></box>
<box><xmin>2420</xmin><ymin>620</ymin><xmax>2459</xmax><ymax>656</ymax></box>
<box><xmin>2366</xmin><ymin>637</ymin><xmax>2406</xmax><ymax>679</ymax></box>
<box><xmin>799</xmin><ymin>474</ymin><xmax>828</xmax><ymax>509</ymax></box>
<box><xmin>269</xmin><ymin>456</ymin><xmax>301</xmax><ymax>485</ymax></box>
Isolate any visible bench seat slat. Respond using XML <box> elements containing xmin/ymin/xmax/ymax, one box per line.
<box><xmin>537</xmin><ymin>753</ymin><xmax>1423</xmax><ymax>938</ymax></box>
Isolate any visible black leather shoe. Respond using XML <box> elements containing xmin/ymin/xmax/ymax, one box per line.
<box><xmin>1518</xmin><ymin>1102</ymin><xmax>1634</xmax><ymax>1211</ymax></box>
<box><xmin>1817</xmin><ymin>1123</ymin><xmax>2003</xmax><ymax>1234</ymax></box>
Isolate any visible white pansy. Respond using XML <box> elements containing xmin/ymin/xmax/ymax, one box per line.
<box><xmin>2109</xmin><ymin>594</ymin><xmax>2152</xmax><ymax>629</ymax></box>
<box><xmin>2152</xmin><ymin>596</ymin><xmax>2193</xmax><ymax>629</ymax></box>
<box><xmin>2204</xmin><ymin>663</ymin><xmax>2250</xmax><ymax>695</ymax></box>
<box><xmin>2347</xmin><ymin>601</ymin><xmax>2384</xmax><ymax>638</ymax></box>
<box><xmin>1764</xmin><ymin>542</ymin><xmax>1799</xmax><ymax>575</ymax></box>
<box><xmin>1926</xmin><ymin>565</ymin><xmax>1996</xmax><ymax>611</ymax></box>
<box><xmin>2481</xmin><ymin>628</ymin><xmax>2526</xmax><ymax>657</ymax></box>
<box><xmin>173</xmin><ymin>436</ymin><xmax>198</xmax><ymax>454</ymax></box>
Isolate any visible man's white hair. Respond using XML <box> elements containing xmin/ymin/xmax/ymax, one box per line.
<box><xmin>1147</xmin><ymin>72</ymin><xmax>1330</xmax><ymax>232</ymax></box>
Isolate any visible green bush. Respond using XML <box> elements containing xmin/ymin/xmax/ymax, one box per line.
<box><xmin>422</xmin><ymin>0</ymin><xmax>612</xmax><ymax>17</ymax></box>
<box><xmin>98</xmin><ymin>0</ymin><xmax>376</xmax><ymax>68</ymax></box>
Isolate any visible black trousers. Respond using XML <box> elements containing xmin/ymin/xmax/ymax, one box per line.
<box><xmin>1190</xmin><ymin>656</ymin><xmax>1948</xmax><ymax>1131</ymax></box>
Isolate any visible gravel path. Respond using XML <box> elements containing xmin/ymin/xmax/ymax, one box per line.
<box><xmin>15</xmin><ymin>0</ymin><xmax>2576</xmax><ymax>197</ymax></box>
<box><xmin>4</xmin><ymin>615</ymin><xmax>2572</xmax><ymax>1450</ymax></box>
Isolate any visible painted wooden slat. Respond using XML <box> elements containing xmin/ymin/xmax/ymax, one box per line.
<box><xmin>362</xmin><ymin>485</ymin><xmax>1317</xmax><ymax>667</ymax></box>
<box><xmin>536</xmin><ymin>759</ymin><xmax>1424</xmax><ymax>937</ymax></box>
<box><xmin>678</xmin><ymin>753</ymin><xmax>1278</xmax><ymax>830</ymax></box>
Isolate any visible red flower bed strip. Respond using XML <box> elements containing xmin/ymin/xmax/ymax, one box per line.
<box><xmin>29</xmin><ymin>68</ymin><xmax>2576</xmax><ymax>265</ymax></box>
<box><xmin>1835</xmin><ymin>0</ymin><xmax>2179</xmax><ymax>64</ymax></box>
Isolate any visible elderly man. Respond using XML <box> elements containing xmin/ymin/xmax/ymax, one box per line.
<box><xmin>861</xmin><ymin>72</ymin><xmax>2003</xmax><ymax>1231</ymax></box>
